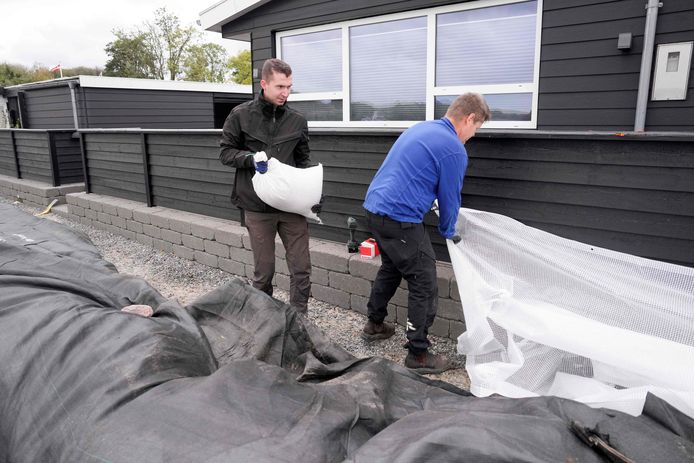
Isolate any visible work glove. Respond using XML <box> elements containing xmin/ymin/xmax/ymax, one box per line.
<box><xmin>310</xmin><ymin>194</ymin><xmax>325</xmax><ymax>214</ymax></box>
<box><xmin>450</xmin><ymin>235</ymin><xmax>462</xmax><ymax>244</ymax></box>
<box><xmin>253</xmin><ymin>151</ymin><xmax>268</xmax><ymax>174</ymax></box>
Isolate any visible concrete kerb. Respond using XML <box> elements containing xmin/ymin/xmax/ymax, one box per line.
<box><xmin>61</xmin><ymin>192</ymin><xmax>466</xmax><ymax>341</ymax></box>
<box><xmin>0</xmin><ymin>175</ymin><xmax>85</xmax><ymax>207</ymax></box>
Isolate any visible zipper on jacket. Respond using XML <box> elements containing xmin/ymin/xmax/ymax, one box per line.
<box><xmin>271</xmin><ymin>106</ymin><xmax>280</xmax><ymax>156</ymax></box>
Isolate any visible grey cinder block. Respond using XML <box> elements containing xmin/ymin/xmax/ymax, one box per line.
<box><xmin>162</xmin><ymin>229</ymin><xmax>183</xmax><ymax>245</ymax></box>
<box><xmin>310</xmin><ymin>242</ymin><xmax>350</xmax><ymax>273</ymax></box>
<box><xmin>348</xmin><ymin>255</ymin><xmax>381</xmax><ymax>280</ymax></box>
<box><xmin>311</xmin><ymin>284</ymin><xmax>350</xmax><ymax>309</ymax></box>
<box><xmin>219</xmin><ymin>258</ymin><xmax>245</xmax><ymax>276</ymax></box>
<box><xmin>329</xmin><ymin>272</ymin><xmax>372</xmax><ymax>297</ymax></box>
<box><xmin>182</xmin><ymin>234</ymin><xmax>204</xmax><ymax>251</ymax></box>
<box><xmin>436</xmin><ymin>298</ymin><xmax>464</xmax><ymax>322</ymax></box>
<box><xmin>194</xmin><ymin>251</ymin><xmax>218</xmax><ymax>268</ymax></box>
<box><xmin>142</xmin><ymin>224</ymin><xmax>161</xmax><ymax>239</ymax></box>
<box><xmin>429</xmin><ymin>317</ymin><xmax>450</xmax><ymax>338</ymax></box>
<box><xmin>204</xmin><ymin>239</ymin><xmax>229</xmax><ymax>258</ymax></box>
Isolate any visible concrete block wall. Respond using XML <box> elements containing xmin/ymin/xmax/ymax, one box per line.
<box><xmin>0</xmin><ymin>174</ymin><xmax>84</xmax><ymax>208</ymax></box>
<box><xmin>63</xmin><ymin>192</ymin><xmax>466</xmax><ymax>340</ymax></box>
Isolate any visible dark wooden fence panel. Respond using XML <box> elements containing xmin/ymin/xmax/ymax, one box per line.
<box><xmin>308</xmin><ymin>133</ymin><xmax>395</xmax><ymax>248</ymax></box>
<box><xmin>147</xmin><ymin>133</ymin><xmax>238</xmax><ymax>220</ymax></box>
<box><xmin>52</xmin><ymin>131</ymin><xmax>84</xmax><ymax>184</ymax></box>
<box><xmin>0</xmin><ymin>130</ymin><xmax>18</xmax><ymax>177</ymax></box>
<box><xmin>78</xmin><ymin>129</ymin><xmax>694</xmax><ymax>267</ymax></box>
<box><xmin>83</xmin><ymin>133</ymin><xmax>146</xmax><ymax>202</ymax></box>
<box><xmin>13</xmin><ymin>131</ymin><xmax>51</xmax><ymax>183</ymax></box>
<box><xmin>462</xmin><ymin>135</ymin><xmax>694</xmax><ymax>266</ymax></box>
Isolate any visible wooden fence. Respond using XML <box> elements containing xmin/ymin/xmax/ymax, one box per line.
<box><xmin>76</xmin><ymin>128</ymin><xmax>694</xmax><ymax>267</ymax></box>
<box><xmin>0</xmin><ymin>129</ymin><xmax>83</xmax><ymax>186</ymax></box>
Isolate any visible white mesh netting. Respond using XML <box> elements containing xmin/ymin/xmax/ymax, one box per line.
<box><xmin>448</xmin><ymin>208</ymin><xmax>694</xmax><ymax>418</ymax></box>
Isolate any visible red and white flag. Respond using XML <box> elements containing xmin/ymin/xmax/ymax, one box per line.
<box><xmin>49</xmin><ymin>64</ymin><xmax>63</xmax><ymax>78</ymax></box>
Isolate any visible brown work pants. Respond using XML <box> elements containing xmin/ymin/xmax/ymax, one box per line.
<box><xmin>243</xmin><ymin>210</ymin><xmax>311</xmax><ymax>310</ymax></box>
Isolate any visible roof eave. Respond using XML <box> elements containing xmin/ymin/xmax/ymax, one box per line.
<box><xmin>199</xmin><ymin>0</ymin><xmax>270</xmax><ymax>35</ymax></box>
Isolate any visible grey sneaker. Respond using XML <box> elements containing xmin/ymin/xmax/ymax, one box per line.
<box><xmin>361</xmin><ymin>320</ymin><xmax>395</xmax><ymax>342</ymax></box>
<box><xmin>404</xmin><ymin>351</ymin><xmax>453</xmax><ymax>374</ymax></box>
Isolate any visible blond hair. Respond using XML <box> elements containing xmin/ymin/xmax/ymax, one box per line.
<box><xmin>445</xmin><ymin>93</ymin><xmax>491</xmax><ymax>123</ymax></box>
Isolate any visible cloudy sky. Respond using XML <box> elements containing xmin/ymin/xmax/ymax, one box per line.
<box><xmin>1</xmin><ymin>0</ymin><xmax>249</xmax><ymax>69</ymax></box>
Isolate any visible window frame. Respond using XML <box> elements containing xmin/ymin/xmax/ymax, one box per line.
<box><xmin>276</xmin><ymin>0</ymin><xmax>543</xmax><ymax>129</ymax></box>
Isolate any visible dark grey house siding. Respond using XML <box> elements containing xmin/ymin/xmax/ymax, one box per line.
<box><xmin>541</xmin><ymin>0</ymin><xmax>694</xmax><ymax>131</ymax></box>
<box><xmin>7</xmin><ymin>80</ymin><xmax>251</xmax><ymax>130</ymax></box>
<box><xmin>79</xmin><ymin>88</ymin><xmax>216</xmax><ymax>129</ymax></box>
<box><xmin>221</xmin><ymin>0</ymin><xmax>694</xmax><ymax>132</ymax></box>
<box><xmin>22</xmin><ymin>86</ymin><xmax>74</xmax><ymax>129</ymax></box>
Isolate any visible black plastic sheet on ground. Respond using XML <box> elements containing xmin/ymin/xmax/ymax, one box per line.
<box><xmin>1</xmin><ymin>203</ymin><xmax>693</xmax><ymax>462</ymax></box>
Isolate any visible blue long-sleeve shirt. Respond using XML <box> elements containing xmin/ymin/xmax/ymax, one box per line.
<box><xmin>363</xmin><ymin>118</ymin><xmax>467</xmax><ymax>238</ymax></box>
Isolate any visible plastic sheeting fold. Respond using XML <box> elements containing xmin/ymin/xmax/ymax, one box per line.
<box><xmin>449</xmin><ymin>208</ymin><xmax>694</xmax><ymax>419</ymax></box>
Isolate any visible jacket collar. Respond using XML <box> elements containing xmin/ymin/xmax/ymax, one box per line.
<box><xmin>257</xmin><ymin>90</ymin><xmax>287</xmax><ymax>119</ymax></box>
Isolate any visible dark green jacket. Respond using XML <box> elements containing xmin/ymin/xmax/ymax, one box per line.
<box><xmin>220</xmin><ymin>91</ymin><xmax>311</xmax><ymax>212</ymax></box>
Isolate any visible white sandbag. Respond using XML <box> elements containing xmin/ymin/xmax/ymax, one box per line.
<box><xmin>252</xmin><ymin>158</ymin><xmax>323</xmax><ymax>223</ymax></box>
<box><xmin>447</xmin><ymin>208</ymin><xmax>694</xmax><ymax>418</ymax></box>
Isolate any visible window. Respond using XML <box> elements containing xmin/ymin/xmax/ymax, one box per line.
<box><xmin>350</xmin><ymin>17</ymin><xmax>427</xmax><ymax>121</ymax></box>
<box><xmin>277</xmin><ymin>0</ymin><xmax>541</xmax><ymax>128</ymax></box>
<box><xmin>279</xmin><ymin>28</ymin><xmax>343</xmax><ymax>121</ymax></box>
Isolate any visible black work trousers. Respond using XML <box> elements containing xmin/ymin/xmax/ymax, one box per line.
<box><xmin>243</xmin><ymin>210</ymin><xmax>311</xmax><ymax>309</ymax></box>
<box><xmin>365</xmin><ymin>211</ymin><xmax>438</xmax><ymax>354</ymax></box>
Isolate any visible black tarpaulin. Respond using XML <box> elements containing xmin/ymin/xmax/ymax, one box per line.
<box><xmin>1</xmin><ymin>203</ymin><xmax>693</xmax><ymax>462</ymax></box>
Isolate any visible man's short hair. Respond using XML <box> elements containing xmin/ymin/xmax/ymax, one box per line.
<box><xmin>261</xmin><ymin>59</ymin><xmax>292</xmax><ymax>81</ymax></box>
<box><xmin>445</xmin><ymin>93</ymin><xmax>491</xmax><ymax>123</ymax></box>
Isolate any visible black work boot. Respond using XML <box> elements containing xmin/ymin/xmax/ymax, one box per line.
<box><xmin>404</xmin><ymin>351</ymin><xmax>453</xmax><ymax>374</ymax></box>
<box><xmin>361</xmin><ymin>320</ymin><xmax>395</xmax><ymax>342</ymax></box>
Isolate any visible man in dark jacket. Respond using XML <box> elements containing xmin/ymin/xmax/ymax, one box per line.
<box><xmin>219</xmin><ymin>58</ymin><xmax>317</xmax><ymax>312</ymax></box>
<box><xmin>362</xmin><ymin>93</ymin><xmax>490</xmax><ymax>374</ymax></box>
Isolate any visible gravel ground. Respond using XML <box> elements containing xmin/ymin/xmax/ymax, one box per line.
<box><xmin>4</xmin><ymin>198</ymin><xmax>470</xmax><ymax>390</ymax></box>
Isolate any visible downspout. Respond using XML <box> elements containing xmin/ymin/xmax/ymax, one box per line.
<box><xmin>634</xmin><ymin>0</ymin><xmax>662</xmax><ymax>132</ymax></box>
<box><xmin>68</xmin><ymin>80</ymin><xmax>80</xmax><ymax>129</ymax></box>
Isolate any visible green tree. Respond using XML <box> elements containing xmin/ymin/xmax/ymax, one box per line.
<box><xmin>65</xmin><ymin>66</ymin><xmax>103</xmax><ymax>77</ymax></box>
<box><xmin>0</xmin><ymin>63</ymin><xmax>103</xmax><ymax>86</ymax></box>
<box><xmin>227</xmin><ymin>49</ymin><xmax>251</xmax><ymax>85</ymax></box>
<box><xmin>0</xmin><ymin>62</ymin><xmax>29</xmax><ymax>85</ymax></box>
<box><xmin>28</xmin><ymin>65</ymin><xmax>54</xmax><ymax>82</ymax></box>
<box><xmin>104</xmin><ymin>30</ymin><xmax>158</xmax><ymax>78</ymax></box>
<box><xmin>105</xmin><ymin>8</ymin><xmax>200</xmax><ymax>80</ymax></box>
<box><xmin>182</xmin><ymin>43</ymin><xmax>228</xmax><ymax>82</ymax></box>
<box><xmin>144</xmin><ymin>7</ymin><xmax>199</xmax><ymax>80</ymax></box>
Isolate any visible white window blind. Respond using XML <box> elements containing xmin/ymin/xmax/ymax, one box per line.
<box><xmin>349</xmin><ymin>17</ymin><xmax>427</xmax><ymax>121</ymax></box>
<box><xmin>436</xmin><ymin>1</ymin><xmax>537</xmax><ymax>86</ymax></box>
<box><xmin>280</xmin><ymin>29</ymin><xmax>342</xmax><ymax>93</ymax></box>
<box><xmin>276</xmin><ymin>0</ymin><xmax>541</xmax><ymax>128</ymax></box>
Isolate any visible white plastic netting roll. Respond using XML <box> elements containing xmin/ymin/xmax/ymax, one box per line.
<box><xmin>448</xmin><ymin>208</ymin><xmax>694</xmax><ymax>418</ymax></box>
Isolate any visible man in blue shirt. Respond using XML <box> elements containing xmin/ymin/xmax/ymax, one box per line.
<box><xmin>362</xmin><ymin>93</ymin><xmax>490</xmax><ymax>374</ymax></box>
